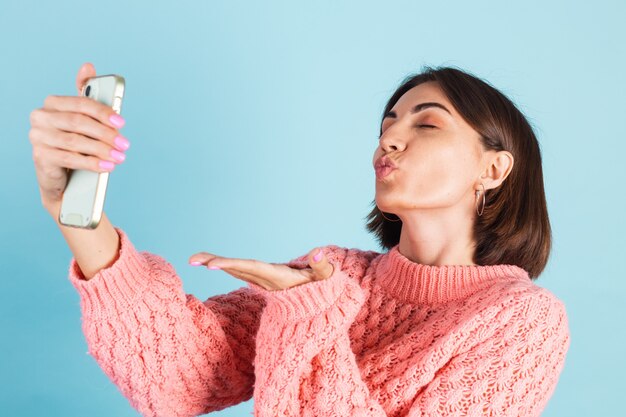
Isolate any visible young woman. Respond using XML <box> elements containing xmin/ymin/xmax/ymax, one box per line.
<box><xmin>30</xmin><ymin>63</ymin><xmax>570</xmax><ymax>416</ymax></box>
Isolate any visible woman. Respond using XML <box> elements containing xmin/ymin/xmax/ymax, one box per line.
<box><xmin>29</xmin><ymin>63</ymin><xmax>570</xmax><ymax>416</ymax></box>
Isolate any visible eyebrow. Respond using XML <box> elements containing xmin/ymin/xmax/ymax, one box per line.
<box><xmin>383</xmin><ymin>102</ymin><xmax>452</xmax><ymax>119</ymax></box>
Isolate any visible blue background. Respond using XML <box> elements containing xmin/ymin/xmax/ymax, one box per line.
<box><xmin>2</xmin><ymin>0</ymin><xmax>624</xmax><ymax>416</ymax></box>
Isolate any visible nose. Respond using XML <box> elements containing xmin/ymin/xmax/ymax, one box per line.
<box><xmin>378</xmin><ymin>132</ymin><xmax>404</xmax><ymax>153</ymax></box>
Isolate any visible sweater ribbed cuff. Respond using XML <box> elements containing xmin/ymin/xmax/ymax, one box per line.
<box><xmin>247</xmin><ymin>266</ymin><xmax>361</xmax><ymax>322</ymax></box>
<box><xmin>67</xmin><ymin>227</ymin><xmax>152</xmax><ymax>318</ymax></box>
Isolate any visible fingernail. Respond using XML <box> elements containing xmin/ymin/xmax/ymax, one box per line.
<box><xmin>313</xmin><ymin>249</ymin><xmax>323</xmax><ymax>262</ymax></box>
<box><xmin>114</xmin><ymin>135</ymin><xmax>130</xmax><ymax>151</ymax></box>
<box><xmin>99</xmin><ymin>160</ymin><xmax>115</xmax><ymax>171</ymax></box>
<box><xmin>208</xmin><ymin>266</ymin><xmax>221</xmax><ymax>270</ymax></box>
<box><xmin>190</xmin><ymin>261</ymin><xmax>202</xmax><ymax>266</ymax></box>
<box><xmin>109</xmin><ymin>114</ymin><xmax>125</xmax><ymax>128</ymax></box>
<box><xmin>110</xmin><ymin>149</ymin><xmax>126</xmax><ymax>162</ymax></box>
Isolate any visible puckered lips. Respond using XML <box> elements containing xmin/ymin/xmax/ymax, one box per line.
<box><xmin>374</xmin><ymin>156</ymin><xmax>397</xmax><ymax>179</ymax></box>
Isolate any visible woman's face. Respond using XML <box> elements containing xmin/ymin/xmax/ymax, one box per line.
<box><xmin>373</xmin><ymin>81</ymin><xmax>486</xmax><ymax>217</ymax></box>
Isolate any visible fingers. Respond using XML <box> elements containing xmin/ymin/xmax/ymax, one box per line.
<box><xmin>207</xmin><ymin>257</ymin><xmax>272</xmax><ymax>275</ymax></box>
<box><xmin>189</xmin><ymin>253</ymin><xmax>282</xmax><ymax>279</ymax></box>
<box><xmin>35</xmin><ymin>144</ymin><xmax>116</xmax><ymax>173</ymax></box>
<box><xmin>38</xmin><ymin>96</ymin><xmax>124</xmax><ymax>151</ymax></box>
<box><xmin>188</xmin><ymin>253</ymin><xmax>278</xmax><ymax>290</ymax></box>
<box><xmin>189</xmin><ymin>248</ymin><xmax>335</xmax><ymax>279</ymax></box>
<box><xmin>36</xmin><ymin>127</ymin><xmax>120</xmax><ymax>164</ymax></box>
<box><xmin>43</xmin><ymin>94</ymin><xmax>123</xmax><ymax>130</ymax></box>
<box><xmin>308</xmin><ymin>247</ymin><xmax>334</xmax><ymax>280</ymax></box>
<box><xmin>188</xmin><ymin>252</ymin><xmax>221</xmax><ymax>265</ymax></box>
<box><xmin>76</xmin><ymin>62</ymin><xmax>96</xmax><ymax>95</ymax></box>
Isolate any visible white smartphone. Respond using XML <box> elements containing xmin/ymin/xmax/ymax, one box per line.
<box><xmin>59</xmin><ymin>74</ymin><xmax>125</xmax><ymax>229</ymax></box>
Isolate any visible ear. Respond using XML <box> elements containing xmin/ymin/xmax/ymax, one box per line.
<box><xmin>479</xmin><ymin>150</ymin><xmax>514</xmax><ymax>191</ymax></box>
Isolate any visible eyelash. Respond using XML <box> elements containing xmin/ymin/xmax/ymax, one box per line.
<box><xmin>378</xmin><ymin>124</ymin><xmax>437</xmax><ymax>139</ymax></box>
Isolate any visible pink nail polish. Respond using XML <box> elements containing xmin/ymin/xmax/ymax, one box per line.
<box><xmin>109</xmin><ymin>114</ymin><xmax>125</xmax><ymax>128</ymax></box>
<box><xmin>208</xmin><ymin>266</ymin><xmax>221</xmax><ymax>270</ymax></box>
<box><xmin>110</xmin><ymin>149</ymin><xmax>126</xmax><ymax>162</ymax></box>
<box><xmin>313</xmin><ymin>249</ymin><xmax>323</xmax><ymax>262</ymax></box>
<box><xmin>99</xmin><ymin>160</ymin><xmax>115</xmax><ymax>171</ymax></box>
<box><xmin>114</xmin><ymin>135</ymin><xmax>130</xmax><ymax>151</ymax></box>
<box><xmin>190</xmin><ymin>261</ymin><xmax>202</xmax><ymax>266</ymax></box>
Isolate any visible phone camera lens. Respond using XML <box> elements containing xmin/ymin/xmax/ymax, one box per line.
<box><xmin>85</xmin><ymin>85</ymin><xmax>91</xmax><ymax>96</ymax></box>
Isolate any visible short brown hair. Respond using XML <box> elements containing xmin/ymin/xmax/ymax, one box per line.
<box><xmin>364</xmin><ymin>66</ymin><xmax>552</xmax><ymax>279</ymax></box>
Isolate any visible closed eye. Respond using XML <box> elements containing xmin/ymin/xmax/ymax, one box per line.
<box><xmin>377</xmin><ymin>124</ymin><xmax>437</xmax><ymax>139</ymax></box>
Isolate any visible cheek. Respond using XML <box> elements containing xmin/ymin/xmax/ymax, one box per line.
<box><xmin>405</xmin><ymin>145</ymin><xmax>475</xmax><ymax>203</ymax></box>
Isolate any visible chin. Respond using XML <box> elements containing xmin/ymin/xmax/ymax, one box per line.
<box><xmin>374</xmin><ymin>197</ymin><xmax>397</xmax><ymax>213</ymax></box>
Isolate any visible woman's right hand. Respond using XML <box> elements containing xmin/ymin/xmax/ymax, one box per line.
<box><xmin>28</xmin><ymin>62</ymin><xmax>130</xmax><ymax>213</ymax></box>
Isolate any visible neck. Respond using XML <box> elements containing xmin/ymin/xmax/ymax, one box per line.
<box><xmin>398</xmin><ymin>208</ymin><xmax>477</xmax><ymax>266</ymax></box>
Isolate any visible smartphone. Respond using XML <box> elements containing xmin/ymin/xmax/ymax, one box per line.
<box><xmin>59</xmin><ymin>74</ymin><xmax>125</xmax><ymax>229</ymax></box>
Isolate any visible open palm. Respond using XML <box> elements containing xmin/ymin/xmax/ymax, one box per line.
<box><xmin>188</xmin><ymin>247</ymin><xmax>335</xmax><ymax>291</ymax></box>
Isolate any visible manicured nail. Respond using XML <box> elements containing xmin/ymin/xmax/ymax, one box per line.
<box><xmin>109</xmin><ymin>114</ymin><xmax>125</xmax><ymax>128</ymax></box>
<box><xmin>313</xmin><ymin>249</ymin><xmax>323</xmax><ymax>262</ymax></box>
<box><xmin>99</xmin><ymin>160</ymin><xmax>115</xmax><ymax>171</ymax></box>
<box><xmin>208</xmin><ymin>265</ymin><xmax>221</xmax><ymax>270</ymax></box>
<box><xmin>110</xmin><ymin>149</ymin><xmax>126</xmax><ymax>162</ymax></box>
<box><xmin>190</xmin><ymin>261</ymin><xmax>202</xmax><ymax>266</ymax></box>
<box><xmin>114</xmin><ymin>135</ymin><xmax>130</xmax><ymax>151</ymax></box>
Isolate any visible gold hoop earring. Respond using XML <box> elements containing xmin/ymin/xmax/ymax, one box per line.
<box><xmin>379</xmin><ymin>209</ymin><xmax>401</xmax><ymax>222</ymax></box>
<box><xmin>475</xmin><ymin>183</ymin><xmax>486</xmax><ymax>216</ymax></box>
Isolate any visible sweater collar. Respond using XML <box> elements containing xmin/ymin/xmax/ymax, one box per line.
<box><xmin>374</xmin><ymin>243</ymin><xmax>530</xmax><ymax>305</ymax></box>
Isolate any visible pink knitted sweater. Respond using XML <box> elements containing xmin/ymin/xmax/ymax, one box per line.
<box><xmin>68</xmin><ymin>227</ymin><xmax>570</xmax><ymax>417</ymax></box>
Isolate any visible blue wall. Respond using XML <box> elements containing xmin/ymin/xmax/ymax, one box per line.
<box><xmin>1</xmin><ymin>0</ymin><xmax>623</xmax><ymax>415</ymax></box>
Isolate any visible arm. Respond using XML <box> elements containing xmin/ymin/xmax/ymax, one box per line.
<box><xmin>45</xmin><ymin>199</ymin><xmax>121</xmax><ymax>280</ymax></box>
<box><xmin>404</xmin><ymin>292</ymin><xmax>571</xmax><ymax>416</ymax></box>
<box><xmin>67</xmin><ymin>225</ymin><xmax>266</xmax><ymax>417</ymax></box>
<box><xmin>246</xmin><ymin>247</ymin><xmax>388</xmax><ymax>416</ymax></box>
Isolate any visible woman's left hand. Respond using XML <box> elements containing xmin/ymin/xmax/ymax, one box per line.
<box><xmin>188</xmin><ymin>247</ymin><xmax>335</xmax><ymax>291</ymax></box>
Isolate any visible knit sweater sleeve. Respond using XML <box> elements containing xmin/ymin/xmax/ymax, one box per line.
<box><xmin>67</xmin><ymin>226</ymin><xmax>266</xmax><ymax>417</ymax></box>
<box><xmin>405</xmin><ymin>291</ymin><xmax>571</xmax><ymax>417</ymax></box>
<box><xmin>245</xmin><ymin>245</ymin><xmax>387</xmax><ymax>417</ymax></box>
